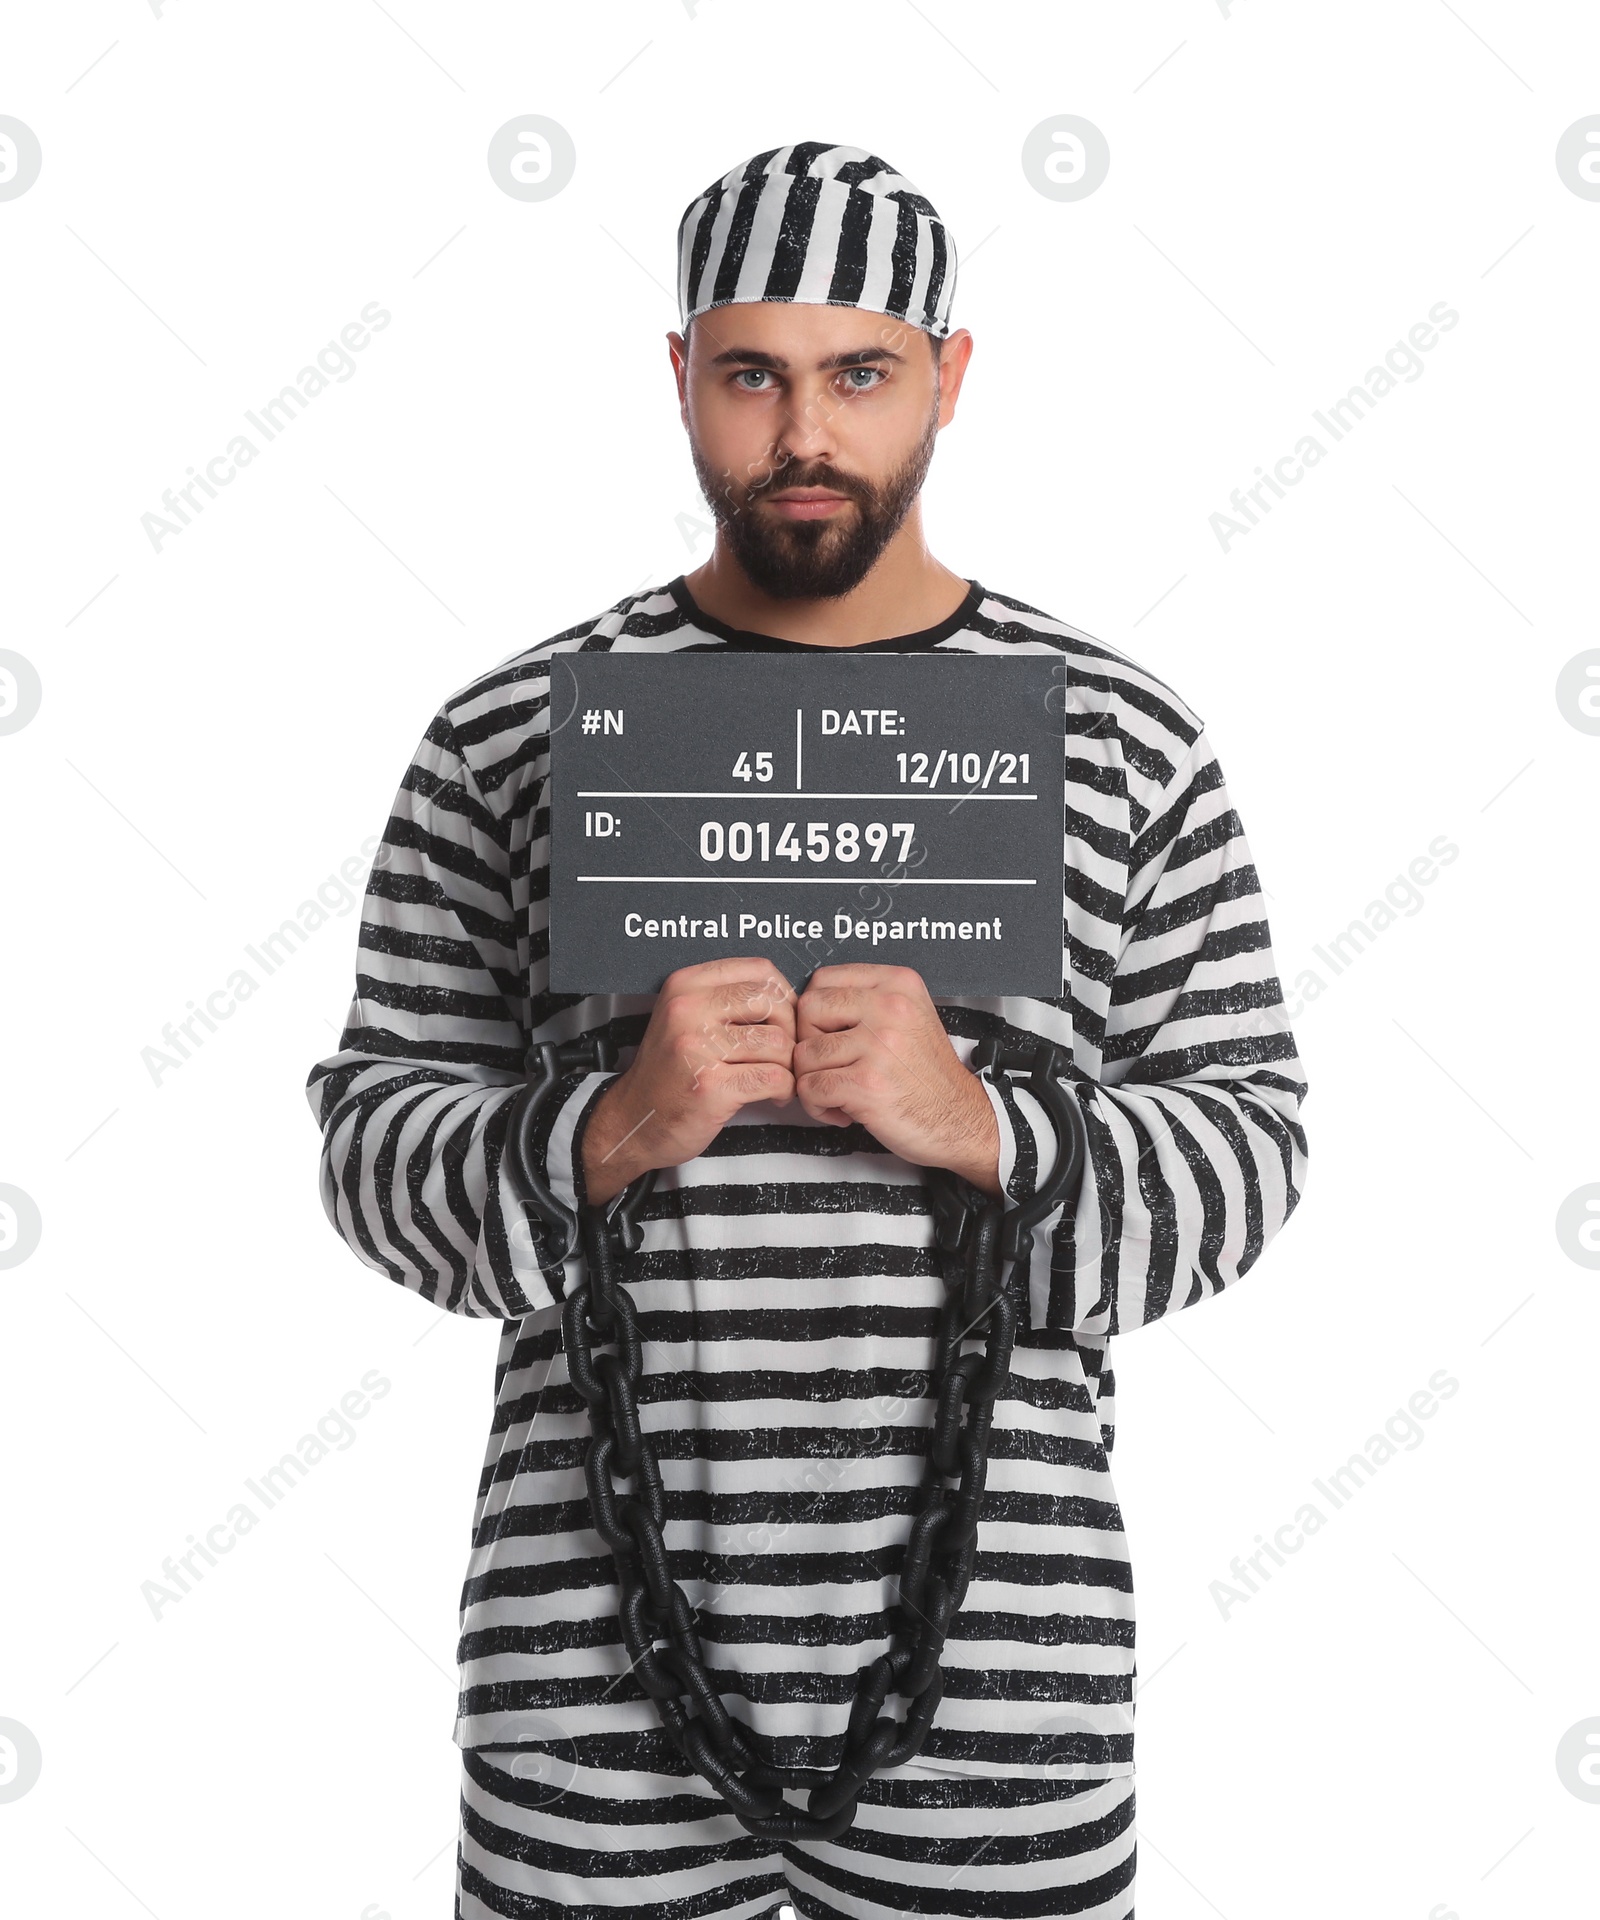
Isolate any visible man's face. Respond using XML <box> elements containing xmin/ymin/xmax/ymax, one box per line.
<box><xmin>672</xmin><ymin>302</ymin><xmax>960</xmax><ymax>600</ymax></box>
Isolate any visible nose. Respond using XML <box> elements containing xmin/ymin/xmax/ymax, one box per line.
<box><xmin>771</xmin><ymin>374</ymin><xmax>846</xmax><ymax>473</ymax></box>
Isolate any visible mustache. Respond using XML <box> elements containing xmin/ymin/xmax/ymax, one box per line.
<box><xmin>745</xmin><ymin>461</ymin><xmax>869</xmax><ymax>504</ymax></box>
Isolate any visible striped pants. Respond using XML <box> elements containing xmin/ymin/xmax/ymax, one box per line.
<box><xmin>455</xmin><ymin>1744</ymin><xmax>1136</xmax><ymax>1919</ymax></box>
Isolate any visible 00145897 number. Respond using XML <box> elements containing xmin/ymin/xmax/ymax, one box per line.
<box><xmin>697</xmin><ymin>821</ymin><xmax>914</xmax><ymax>864</ymax></box>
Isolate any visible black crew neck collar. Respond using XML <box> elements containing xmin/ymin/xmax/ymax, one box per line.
<box><xmin>667</xmin><ymin>574</ymin><xmax>983</xmax><ymax>653</ymax></box>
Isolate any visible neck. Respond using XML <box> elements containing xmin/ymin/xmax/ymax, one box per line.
<box><xmin>683</xmin><ymin>518</ymin><xmax>970</xmax><ymax>648</ymax></box>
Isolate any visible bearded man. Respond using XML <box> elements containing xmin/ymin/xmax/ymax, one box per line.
<box><xmin>307</xmin><ymin>140</ymin><xmax>1308</xmax><ymax>1920</ymax></box>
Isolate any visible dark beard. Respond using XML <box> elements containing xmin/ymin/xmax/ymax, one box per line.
<box><xmin>688</xmin><ymin>391</ymin><xmax>941</xmax><ymax>601</ymax></box>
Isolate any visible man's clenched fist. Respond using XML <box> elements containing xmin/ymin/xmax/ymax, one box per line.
<box><xmin>791</xmin><ymin>964</ymin><xmax>1001</xmax><ymax>1196</ymax></box>
<box><xmin>580</xmin><ymin>957</ymin><xmax>796</xmax><ymax>1206</ymax></box>
<box><xmin>578</xmin><ymin>958</ymin><xmax>1001</xmax><ymax>1205</ymax></box>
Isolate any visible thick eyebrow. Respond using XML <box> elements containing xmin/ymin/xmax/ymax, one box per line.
<box><xmin>703</xmin><ymin>345</ymin><xmax>907</xmax><ymax>371</ymax></box>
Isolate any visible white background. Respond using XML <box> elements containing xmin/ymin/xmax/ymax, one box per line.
<box><xmin>3</xmin><ymin>3</ymin><xmax>1598</xmax><ymax>1915</ymax></box>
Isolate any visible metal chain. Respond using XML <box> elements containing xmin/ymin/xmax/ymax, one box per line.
<box><xmin>505</xmin><ymin>1030</ymin><xmax>1088</xmax><ymax>1842</ymax></box>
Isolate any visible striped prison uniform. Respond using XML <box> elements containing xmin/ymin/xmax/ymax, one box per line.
<box><xmin>457</xmin><ymin>1743</ymin><xmax>1137</xmax><ymax>1919</ymax></box>
<box><xmin>305</xmin><ymin>573</ymin><xmax>1308</xmax><ymax>1805</ymax></box>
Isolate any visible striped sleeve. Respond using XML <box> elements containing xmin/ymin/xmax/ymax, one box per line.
<box><xmin>1043</xmin><ymin>728</ymin><xmax>1308</xmax><ymax>1335</ymax></box>
<box><xmin>983</xmin><ymin>1074</ymin><xmax>1047</xmax><ymax>1206</ymax></box>
<box><xmin>303</xmin><ymin>706</ymin><xmax>598</xmax><ymax>1319</ymax></box>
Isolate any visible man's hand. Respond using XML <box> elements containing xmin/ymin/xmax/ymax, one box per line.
<box><xmin>580</xmin><ymin>957</ymin><xmax>796</xmax><ymax>1207</ymax></box>
<box><xmin>791</xmin><ymin>964</ymin><xmax>1001</xmax><ymax>1196</ymax></box>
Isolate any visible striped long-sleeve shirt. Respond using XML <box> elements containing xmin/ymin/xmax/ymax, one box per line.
<box><xmin>304</xmin><ymin>574</ymin><xmax>1309</xmax><ymax>1779</ymax></box>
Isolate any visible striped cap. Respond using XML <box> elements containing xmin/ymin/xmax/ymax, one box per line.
<box><xmin>676</xmin><ymin>142</ymin><xmax>957</xmax><ymax>342</ymax></box>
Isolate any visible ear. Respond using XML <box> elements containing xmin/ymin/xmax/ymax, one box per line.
<box><xmin>935</xmin><ymin>328</ymin><xmax>974</xmax><ymax>428</ymax></box>
<box><xmin>667</xmin><ymin>330</ymin><xmax>690</xmax><ymax>416</ymax></box>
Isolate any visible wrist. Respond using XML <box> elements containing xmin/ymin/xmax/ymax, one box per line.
<box><xmin>941</xmin><ymin>1077</ymin><xmax>1003</xmax><ymax>1197</ymax></box>
<box><xmin>945</xmin><ymin>1143</ymin><xmax>1003</xmax><ymax>1198</ymax></box>
<box><xmin>579</xmin><ymin>1074</ymin><xmax>649</xmax><ymax>1208</ymax></box>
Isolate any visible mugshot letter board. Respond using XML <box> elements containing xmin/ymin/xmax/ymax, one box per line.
<box><xmin>547</xmin><ymin>653</ymin><xmax>1067</xmax><ymax>995</ymax></box>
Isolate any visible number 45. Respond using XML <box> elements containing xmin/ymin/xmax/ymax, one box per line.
<box><xmin>732</xmin><ymin>751</ymin><xmax>773</xmax><ymax>782</ymax></box>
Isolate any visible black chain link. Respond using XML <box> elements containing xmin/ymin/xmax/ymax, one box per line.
<box><xmin>504</xmin><ymin>1030</ymin><xmax>1087</xmax><ymax>1842</ymax></box>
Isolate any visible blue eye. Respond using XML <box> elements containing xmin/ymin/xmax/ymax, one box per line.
<box><xmin>731</xmin><ymin>365</ymin><xmax>888</xmax><ymax>391</ymax></box>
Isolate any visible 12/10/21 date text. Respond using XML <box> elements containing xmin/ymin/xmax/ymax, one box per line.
<box><xmin>897</xmin><ymin>750</ymin><xmax>1030</xmax><ymax>788</ymax></box>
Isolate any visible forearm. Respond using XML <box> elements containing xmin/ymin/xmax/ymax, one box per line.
<box><xmin>310</xmin><ymin>1054</ymin><xmax>555</xmax><ymax>1318</ymax></box>
<box><xmin>1043</xmin><ymin>1069</ymin><xmax>1306</xmax><ymax>1337</ymax></box>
